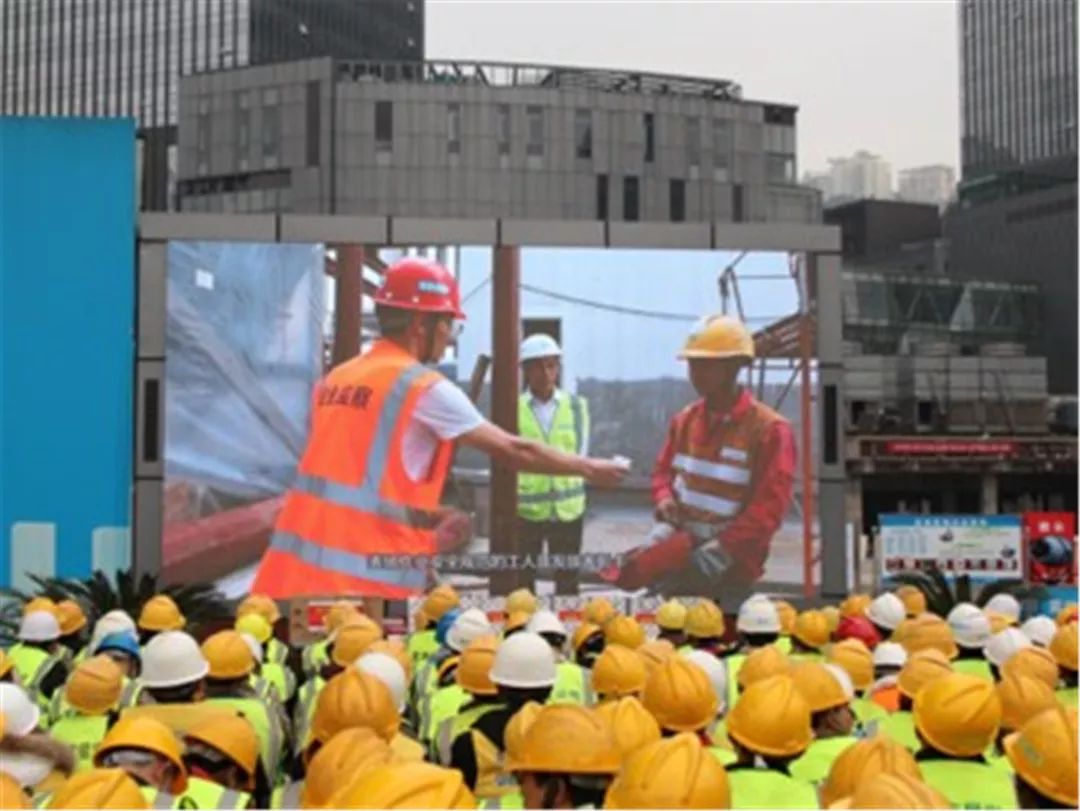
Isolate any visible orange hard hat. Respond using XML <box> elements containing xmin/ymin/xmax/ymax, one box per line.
<box><xmin>374</xmin><ymin>259</ymin><xmax>465</xmax><ymax>319</ymax></box>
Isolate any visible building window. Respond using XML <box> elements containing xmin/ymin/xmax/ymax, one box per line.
<box><xmin>596</xmin><ymin>173</ymin><xmax>609</xmax><ymax>220</ymax></box>
<box><xmin>497</xmin><ymin>104</ymin><xmax>511</xmax><ymax>156</ymax></box>
<box><xmin>713</xmin><ymin>119</ymin><xmax>731</xmax><ymax>182</ymax></box>
<box><xmin>196</xmin><ymin>97</ymin><xmax>211</xmax><ymax>175</ymax></box>
<box><xmin>262</xmin><ymin>88</ymin><xmax>280</xmax><ymax>167</ymax></box>
<box><xmin>575</xmin><ymin>109</ymin><xmax>592</xmax><ymax>159</ymax></box>
<box><xmin>669</xmin><ymin>179</ymin><xmax>686</xmax><ymax>222</ymax></box>
<box><xmin>305</xmin><ymin>82</ymin><xmax>320</xmax><ymax>167</ymax></box>
<box><xmin>375</xmin><ymin>100</ymin><xmax>393</xmax><ymax>151</ymax></box>
<box><xmin>447</xmin><ymin>103</ymin><xmax>461</xmax><ymax>155</ymax></box>
<box><xmin>236</xmin><ymin>91</ymin><xmax>252</xmax><ymax>170</ymax></box>
<box><xmin>526</xmin><ymin>105</ymin><xmax>543</xmax><ymax>157</ymax></box>
<box><xmin>732</xmin><ymin>184</ymin><xmax>744</xmax><ymax>222</ymax></box>
<box><xmin>644</xmin><ymin>112</ymin><xmax>655</xmax><ymax>162</ymax></box>
<box><xmin>623</xmin><ymin>176</ymin><xmax>640</xmax><ymax>221</ymax></box>
<box><xmin>687</xmin><ymin>116</ymin><xmax>700</xmax><ymax>168</ymax></box>
<box><xmin>766</xmin><ymin>154</ymin><xmax>796</xmax><ymax>184</ymax></box>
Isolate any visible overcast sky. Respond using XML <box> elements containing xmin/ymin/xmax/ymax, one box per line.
<box><xmin>427</xmin><ymin>1</ymin><xmax>960</xmax><ymax>175</ymax></box>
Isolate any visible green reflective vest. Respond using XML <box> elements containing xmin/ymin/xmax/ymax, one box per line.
<box><xmin>517</xmin><ymin>393</ymin><xmax>588</xmax><ymax>522</ymax></box>
<box><xmin>789</xmin><ymin>736</ymin><xmax>859</xmax><ymax>784</ymax></box>
<box><xmin>919</xmin><ymin>759</ymin><xmax>1019</xmax><ymax>809</ymax></box>
<box><xmin>270</xmin><ymin>781</ymin><xmax>302</xmax><ymax>810</ymax></box>
<box><xmin>140</xmin><ymin>786</ymin><xmax>180</xmax><ymax>809</ymax></box>
<box><xmin>407</xmin><ymin>630</ymin><xmax>440</xmax><ymax>674</ymax></box>
<box><xmin>478</xmin><ymin>791</ymin><xmax>524</xmax><ymax>809</ymax></box>
<box><xmin>49</xmin><ymin>714</ymin><xmax>110</xmax><ymax>771</ymax></box>
<box><xmin>264</xmin><ymin>638</ymin><xmax>289</xmax><ymax>668</ymax></box>
<box><xmin>292</xmin><ymin>677</ymin><xmax>326</xmax><ymax>752</ymax></box>
<box><xmin>420</xmin><ymin>684</ymin><xmax>469</xmax><ymax>743</ymax></box>
<box><xmin>871</xmin><ymin>710</ymin><xmax>919</xmax><ymax>751</ymax></box>
<box><xmin>727</xmin><ymin>768</ymin><xmax>819</xmax><ymax>809</ymax></box>
<box><xmin>257</xmin><ymin>663</ymin><xmax>295</xmax><ymax>703</ymax></box>
<box><xmin>776</xmin><ymin>636</ymin><xmax>793</xmax><ymax>655</ymax></box>
<box><xmin>300</xmin><ymin>640</ymin><xmax>330</xmax><ymax>678</ymax></box>
<box><xmin>7</xmin><ymin>643</ymin><xmax>62</xmax><ymax>709</ymax></box>
<box><xmin>118</xmin><ymin>678</ymin><xmax>143</xmax><ymax>709</ymax></box>
<box><xmin>709</xmin><ymin>746</ymin><xmax>738</xmax><ymax>766</ymax></box>
<box><xmin>206</xmin><ymin>696</ymin><xmax>282</xmax><ymax>779</ymax></box>
<box><xmin>790</xmin><ymin>651</ymin><xmax>824</xmax><ymax>664</ymax></box>
<box><xmin>435</xmin><ymin>702</ymin><xmax>505</xmax><ymax>766</ymax></box>
<box><xmin>1057</xmin><ymin>686</ymin><xmax>1078</xmax><ymax>707</ymax></box>
<box><xmin>548</xmin><ymin>661</ymin><xmax>593</xmax><ymax>706</ymax></box>
<box><xmin>850</xmin><ymin>696</ymin><xmax>888</xmax><ymax>727</ymax></box>
<box><xmin>953</xmin><ymin>658</ymin><xmax>994</xmax><ymax>681</ymax></box>
<box><xmin>725</xmin><ymin>654</ymin><xmax>746</xmax><ymax>710</ymax></box>
<box><xmin>174</xmin><ymin>777</ymin><xmax>251</xmax><ymax>809</ymax></box>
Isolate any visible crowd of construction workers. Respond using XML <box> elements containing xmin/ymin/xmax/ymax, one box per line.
<box><xmin>0</xmin><ymin>583</ymin><xmax>1076</xmax><ymax>809</ymax></box>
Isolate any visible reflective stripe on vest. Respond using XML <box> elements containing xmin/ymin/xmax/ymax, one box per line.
<box><xmin>49</xmin><ymin>714</ymin><xmax>109</xmax><ymax>770</ymax></box>
<box><xmin>260</xmin><ymin>663</ymin><xmax>295</xmax><ymax>702</ymax></box>
<box><xmin>8</xmin><ymin>644</ymin><xmax>59</xmax><ymax>694</ymax></box>
<box><xmin>252</xmin><ymin>342</ymin><xmax>454</xmax><ymax>599</ymax></box>
<box><xmin>271</xmin><ymin>782</ymin><xmax>302</xmax><ymax>810</ymax></box>
<box><xmin>422</xmin><ymin>684</ymin><xmax>468</xmax><ymax>743</ymax></box>
<box><xmin>206</xmin><ymin>696</ymin><xmax>281</xmax><ymax>777</ymax></box>
<box><xmin>407</xmin><ymin>630</ymin><xmax>439</xmax><ymax>673</ymax></box>
<box><xmin>140</xmin><ymin>787</ymin><xmax>177</xmax><ymax>809</ymax></box>
<box><xmin>789</xmin><ymin>736</ymin><xmax>859</xmax><ymax>784</ymax></box>
<box><xmin>517</xmin><ymin>393</ymin><xmax>587</xmax><ymax>522</ymax></box>
<box><xmin>548</xmin><ymin>661</ymin><xmax>592</xmax><ymax>705</ymax></box>
<box><xmin>292</xmin><ymin>678</ymin><xmax>325</xmax><ymax>752</ymax></box>
<box><xmin>302</xmin><ymin>640</ymin><xmax>330</xmax><ymax>678</ymax></box>
<box><xmin>176</xmin><ymin>777</ymin><xmax>251</xmax><ymax>810</ymax></box>
<box><xmin>264</xmin><ymin>638</ymin><xmax>289</xmax><ymax>667</ymax></box>
<box><xmin>118</xmin><ymin>678</ymin><xmax>143</xmax><ymax>709</ymax></box>
<box><xmin>436</xmin><ymin>702</ymin><xmax>504</xmax><ymax>766</ymax></box>
<box><xmin>918</xmin><ymin>760</ymin><xmax>1019</xmax><ymax>809</ymax></box>
<box><xmin>727</xmin><ymin>769</ymin><xmax>819</xmax><ymax>809</ymax></box>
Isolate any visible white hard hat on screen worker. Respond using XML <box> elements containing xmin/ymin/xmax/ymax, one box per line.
<box><xmin>520</xmin><ymin>334</ymin><xmax>562</xmax><ymax>363</ymax></box>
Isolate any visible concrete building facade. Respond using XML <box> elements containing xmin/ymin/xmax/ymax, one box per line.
<box><xmin>174</xmin><ymin>58</ymin><xmax>821</xmax><ymax>224</ymax></box>
<box><xmin>897</xmin><ymin>165</ymin><xmax>956</xmax><ymax>209</ymax></box>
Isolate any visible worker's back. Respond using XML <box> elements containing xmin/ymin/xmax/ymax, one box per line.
<box><xmin>727</xmin><ymin>767</ymin><xmax>819</xmax><ymax>809</ymax></box>
<box><xmin>918</xmin><ymin>759</ymin><xmax>1019</xmax><ymax>809</ymax></box>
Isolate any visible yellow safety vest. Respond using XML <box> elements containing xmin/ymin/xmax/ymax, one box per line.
<box><xmin>255</xmin><ymin>664</ymin><xmax>295</xmax><ymax>703</ymax></box>
<box><xmin>139</xmin><ymin>786</ymin><xmax>180</xmax><ymax>809</ymax></box>
<box><xmin>709</xmin><ymin>746</ymin><xmax>738</xmax><ymax>766</ymax></box>
<box><xmin>264</xmin><ymin>638</ymin><xmax>289</xmax><ymax>667</ymax></box>
<box><xmin>1056</xmin><ymin>686</ymin><xmax>1078</xmax><ymax>707</ymax></box>
<box><xmin>270</xmin><ymin>781</ymin><xmax>302</xmax><ymax>810</ymax></box>
<box><xmin>953</xmin><ymin>658</ymin><xmax>994</xmax><ymax>681</ymax></box>
<box><xmin>300</xmin><ymin>640</ymin><xmax>330</xmax><ymax>678</ymax></box>
<box><xmin>435</xmin><ymin>702</ymin><xmax>505</xmax><ymax>767</ymax></box>
<box><xmin>871</xmin><ymin>710</ymin><xmax>919</xmax><ymax>751</ymax></box>
<box><xmin>206</xmin><ymin>696</ymin><xmax>283</xmax><ymax>779</ymax></box>
<box><xmin>548</xmin><ymin>661</ymin><xmax>593</xmax><ymax>705</ymax></box>
<box><xmin>407</xmin><ymin>629</ymin><xmax>440</xmax><ymax>673</ymax></box>
<box><xmin>918</xmin><ymin>760</ymin><xmax>1019</xmax><ymax>809</ymax></box>
<box><xmin>174</xmin><ymin>777</ymin><xmax>251</xmax><ymax>809</ymax></box>
<box><xmin>850</xmin><ymin>696</ymin><xmax>887</xmax><ymax>730</ymax></box>
<box><xmin>725</xmin><ymin>654</ymin><xmax>746</xmax><ymax>710</ymax></box>
<box><xmin>775</xmin><ymin>636</ymin><xmax>793</xmax><ymax>655</ymax></box>
<box><xmin>420</xmin><ymin>683</ymin><xmax>468</xmax><ymax>743</ymax></box>
<box><xmin>789</xmin><ymin>736</ymin><xmax>859</xmax><ymax>784</ymax></box>
<box><xmin>727</xmin><ymin>768</ymin><xmax>819</xmax><ymax>809</ymax></box>
<box><xmin>292</xmin><ymin>676</ymin><xmax>325</xmax><ymax>753</ymax></box>
<box><xmin>517</xmin><ymin>393</ymin><xmax>588</xmax><ymax>522</ymax></box>
<box><xmin>49</xmin><ymin>714</ymin><xmax>110</xmax><ymax>771</ymax></box>
<box><xmin>7</xmin><ymin>643</ymin><xmax>62</xmax><ymax>709</ymax></box>
<box><xmin>478</xmin><ymin>790</ymin><xmax>524</xmax><ymax>809</ymax></box>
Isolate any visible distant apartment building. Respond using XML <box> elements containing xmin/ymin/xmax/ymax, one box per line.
<box><xmin>897</xmin><ymin>165</ymin><xmax>956</xmax><ymax>208</ymax></box>
<box><xmin>803</xmin><ymin>151</ymin><xmax>893</xmax><ymax>205</ymax></box>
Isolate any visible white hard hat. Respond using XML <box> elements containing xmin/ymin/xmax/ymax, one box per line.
<box><xmin>682</xmin><ymin>649</ymin><xmax>728</xmax><ymax>714</ymax></box>
<box><xmin>984</xmin><ymin>594</ymin><xmax>1022</xmax><ymax>623</ymax></box>
<box><xmin>520</xmin><ymin>334</ymin><xmax>562</xmax><ymax>362</ymax></box>
<box><xmin>357</xmin><ymin>652</ymin><xmax>408</xmax><ymax>713</ymax></box>
<box><xmin>873</xmin><ymin>641</ymin><xmax>908</xmax><ymax>669</ymax></box>
<box><xmin>140</xmin><ymin>630</ymin><xmax>209</xmax><ymax>689</ymax></box>
<box><xmin>736</xmin><ymin>597</ymin><xmax>780</xmax><ymax>634</ymax></box>
<box><xmin>239</xmin><ymin>632</ymin><xmax>264</xmax><ymax>664</ymax></box>
<box><xmin>0</xmin><ymin>684</ymin><xmax>41</xmax><ymax>736</ymax></box>
<box><xmin>866</xmin><ymin>593</ymin><xmax>906</xmax><ymax>631</ymax></box>
<box><xmin>447</xmin><ymin>608</ymin><xmax>494</xmax><ymax>653</ymax></box>
<box><xmin>526</xmin><ymin>609</ymin><xmax>567</xmax><ymax>638</ymax></box>
<box><xmin>984</xmin><ymin>627</ymin><xmax>1033</xmax><ymax>667</ymax></box>
<box><xmin>824</xmin><ymin>663</ymin><xmax>856</xmax><ymax>702</ymax></box>
<box><xmin>18</xmin><ymin>611</ymin><xmax>60</xmax><ymax>643</ymax></box>
<box><xmin>490</xmin><ymin>632</ymin><xmax>557</xmax><ymax>689</ymax></box>
<box><xmin>90</xmin><ymin>610</ymin><xmax>137</xmax><ymax>651</ymax></box>
<box><xmin>1020</xmin><ymin>615</ymin><xmax>1058</xmax><ymax>647</ymax></box>
<box><xmin>947</xmin><ymin>602</ymin><xmax>992</xmax><ymax>650</ymax></box>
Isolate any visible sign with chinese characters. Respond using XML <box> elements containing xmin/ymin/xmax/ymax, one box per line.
<box><xmin>879</xmin><ymin>514</ymin><xmax>1023</xmax><ymax>583</ymax></box>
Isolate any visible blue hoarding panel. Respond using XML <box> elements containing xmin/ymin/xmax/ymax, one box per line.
<box><xmin>0</xmin><ymin>117</ymin><xmax>135</xmax><ymax>588</ymax></box>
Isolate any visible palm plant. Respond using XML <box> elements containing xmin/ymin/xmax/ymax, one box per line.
<box><xmin>886</xmin><ymin>566</ymin><xmax>1048</xmax><ymax>617</ymax></box>
<box><xmin>0</xmin><ymin>569</ymin><xmax>233</xmax><ymax>646</ymax></box>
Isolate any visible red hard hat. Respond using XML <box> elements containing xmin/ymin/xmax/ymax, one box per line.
<box><xmin>374</xmin><ymin>258</ymin><xmax>465</xmax><ymax>319</ymax></box>
<box><xmin>835</xmin><ymin>615</ymin><xmax>882</xmax><ymax>650</ymax></box>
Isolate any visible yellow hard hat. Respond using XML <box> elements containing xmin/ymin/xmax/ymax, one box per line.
<box><xmin>1003</xmin><ymin>705</ymin><xmax>1078</xmax><ymax>807</ymax></box>
<box><xmin>137</xmin><ymin>595</ymin><xmax>185</xmax><ymax>632</ymax></box>
<box><xmin>184</xmin><ymin>714</ymin><xmax>259</xmax><ymax>790</ymax></box>
<box><xmin>366</xmin><ymin>639</ymin><xmax>413</xmax><ymax>683</ymax></box>
<box><xmin>656</xmin><ymin>599</ymin><xmax>688</xmax><ymax>632</ymax></box>
<box><xmin>685</xmin><ymin>600</ymin><xmax>724</xmax><ymax>640</ymax></box>
<box><xmin>678</xmin><ymin>314</ymin><xmax>754</xmax><ymax>360</ymax></box>
<box><xmin>737</xmin><ymin>644</ymin><xmax>791</xmax><ymax>689</ymax></box>
<box><xmin>1001</xmin><ymin>645</ymin><xmax>1060</xmax><ymax>691</ymax></box>
<box><xmin>324</xmin><ymin>601</ymin><xmax>363</xmax><ymax>635</ymax></box>
<box><xmin>504</xmin><ymin>705</ymin><xmax>620</xmax><ymax>775</ymax></box>
<box><xmin>592</xmin><ymin>645</ymin><xmax>647</xmax><ymax>700</ymax></box>
<box><xmin>236</xmin><ymin>593</ymin><xmax>281</xmax><ymax>625</ymax></box>
<box><xmin>64</xmin><ymin>655</ymin><xmax>123</xmax><ymax>715</ymax></box>
<box><xmin>455</xmin><ymin>635</ymin><xmax>498</xmax><ymax>696</ymax></box>
<box><xmin>792</xmin><ymin>661</ymin><xmax>850</xmax><ymax>713</ymax></box>
<box><xmin>572</xmin><ymin>622</ymin><xmax>603</xmax><ymax>653</ymax></box>
<box><xmin>839</xmin><ymin>594</ymin><xmax>872</xmax><ymax>619</ymax></box>
<box><xmin>22</xmin><ymin>597</ymin><xmax>59</xmax><ymax>618</ymax></box>
<box><xmin>727</xmin><ymin>675</ymin><xmax>811</xmax><ymax>758</ymax></box>
<box><xmin>94</xmin><ymin>716</ymin><xmax>186</xmax><ymax>794</ymax></box>
<box><xmin>504</xmin><ymin>702</ymin><xmax>543</xmax><ymax>762</ymax></box>
<box><xmin>331</xmin><ymin>616</ymin><xmax>384</xmax><ymax>667</ymax></box>
<box><xmin>900</xmin><ymin>615</ymin><xmax>958</xmax><ymax>660</ymax></box>
<box><xmin>504</xmin><ymin>611</ymin><xmax>531</xmax><ymax>635</ymax></box>
<box><xmin>310</xmin><ymin>668</ymin><xmax>400</xmax><ymax>748</ymax></box>
<box><xmin>56</xmin><ymin>600</ymin><xmax>88</xmax><ymax>636</ymax></box>
<box><xmin>826</xmin><ymin>638</ymin><xmax>874</xmax><ymax>691</ymax></box>
<box><xmin>45</xmin><ymin>768</ymin><xmax>149</xmax><ymax>810</ymax></box>
<box><xmin>603</xmin><ymin>732</ymin><xmax>730</xmax><ymax>810</ymax></box>
<box><xmin>505</xmin><ymin>589</ymin><xmax>538</xmax><ymax>616</ymax></box>
<box><xmin>914</xmin><ymin>673</ymin><xmax>1001</xmax><ymax>757</ymax></box>
<box><xmin>0</xmin><ymin>771</ymin><xmax>28</xmax><ymax>810</ymax></box>
<box><xmin>605</xmin><ymin>616</ymin><xmax>645</xmax><ymax>650</ymax></box>
<box><xmin>0</xmin><ymin>649</ymin><xmax>14</xmax><ymax>680</ymax></box>
<box><xmin>985</xmin><ymin>611</ymin><xmax>1012</xmax><ymax>635</ymax></box>
<box><xmin>774</xmin><ymin>601</ymin><xmax>796</xmax><ymax>635</ymax></box>
<box><xmin>1056</xmin><ymin>603</ymin><xmax>1078</xmax><ymax>627</ymax></box>
<box><xmin>821</xmin><ymin>605</ymin><xmax>841</xmax><ymax>633</ymax></box>
<box><xmin>642</xmin><ymin>656</ymin><xmax>717</xmax><ymax>733</ymax></box>
<box><xmin>997</xmin><ymin>673</ymin><xmax>1059</xmax><ymax>733</ymax></box>
<box><xmin>594</xmin><ymin>696</ymin><xmax>661</xmax><ymax>760</ymax></box>
<box><xmin>896</xmin><ymin>648</ymin><xmax>953</xmax><ymax>699</ymax></box>
<box><xmin>820</xmin><ymin>736</ymin><xmax>923</xmax><ymax>808</ymax></box>
<box><xmin>234</xmin><ymin>612</ymin><xmax>273</xmax><ymax>645</ymax></box>
<box><xmin>328</xmin><ymin>762</ymin><xmax>476</xmax><ymax>810</ymax></box>
<box><xmin>1049</xmin><ymin>622</ymin><xmax>1078</xmax><ymax>671</ymax></box>
<box><xmin>793</xmin><ymin>610</ymin><xmax>831</xmax><ymax>650</ymax></box>
<box><xmin>831</xmin><ymin>772</ymin><xmax>950</xmax><ymax>810</ymax></box>
<box><xmin>422</xmin><ymin>585</ymin><xmax>461</xmax><ymax>623</ymax></box>
<box><xmin>300</xmin><ymin>727</ymin><xmax>395</xmax><ymax>809</ymax></box>
<box><xmin>636</xmin><ymin>640</ymin><xmax>675</xmax><ymax>676</ymax></box>
<box><xmin>584</xmin><ymin>597</ymin><xmax>618</xmax><ymax>627</ymax></box>
<box><xmin>201</xmin><ymin>630</ymin><xmax>255</xmax><ymax>680</ymax></box>
<box><xmin>894</xmin><ymin>586</ymin><xmax>927</xmax><ymax>618</ymax></box>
